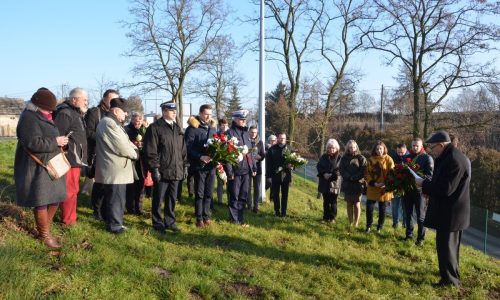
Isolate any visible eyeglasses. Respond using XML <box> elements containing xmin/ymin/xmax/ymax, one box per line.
<box><xmin>428</xmin><ymin>143</ymin><xmax>441</xmax><ymax>150</ymax></box>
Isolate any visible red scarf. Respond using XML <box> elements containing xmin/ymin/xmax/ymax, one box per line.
<box><xmin>37</xmin><ymin>110</ymin><xmax>54</xmax><ymax>123</ymax></box>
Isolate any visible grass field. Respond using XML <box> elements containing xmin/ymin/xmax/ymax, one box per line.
<box><xmin>0</xmin><ymin>140</ymin><xmax>499</xmax><ymax>299</ymax></box>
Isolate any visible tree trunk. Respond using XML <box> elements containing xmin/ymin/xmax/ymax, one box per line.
<box><xmin>412</xmin><ymin>81</ymin><xmax>420</xmax><ymax>138</ymax></box>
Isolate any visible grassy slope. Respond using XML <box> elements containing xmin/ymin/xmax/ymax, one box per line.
<box><xmin>0</xmin><ymin>140</ymin><xmax>499</xmax><ymax>299</ymax></box>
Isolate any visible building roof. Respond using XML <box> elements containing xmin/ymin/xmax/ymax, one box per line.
<box><xmin>0</xmin><ymin>98</ymin><xmax>25</xmax><ymax>115</ymax></box>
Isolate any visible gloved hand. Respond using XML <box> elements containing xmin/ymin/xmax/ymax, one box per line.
<box><xmin>323</xmin><ymin>173</ymin><xmax>332</xmax><ymax>180</ymax></box>
<box><xmin>152</xmin><ymin>168</ymin><xmax>161</xmax><ymax>183</ymax></box>
<box><xmin>183</xmin><ymin>167</ymin><xmax>188</xmax><ymax>180</ymax></box>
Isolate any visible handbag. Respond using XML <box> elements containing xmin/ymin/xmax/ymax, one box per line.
<box><xmin>27</xmin><ymin>148</ymin><xmax>71</xmax><ymax>180</ymax></box>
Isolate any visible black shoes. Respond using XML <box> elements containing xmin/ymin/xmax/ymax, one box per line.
<box><xmin>415</xmin><ymin>239</ymin><xmax>424</xmax><ymax>246</ymax></box>
<box><xmin>109</xmin><ymin>225</ymin><xmax>127</xmax><ymax>235</ymax></box>
<box><xmin>365</xmin><ymin>227</ymin><xmax>371</xmax><ymax>233</ymax></box>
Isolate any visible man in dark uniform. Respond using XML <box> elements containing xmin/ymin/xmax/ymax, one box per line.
<box><xmin>185</xmin><ymin>104</ymin><xmax>217</xmax><ymax>228</ymax></box>
<box><xmin>85</xmin><ymin>89</ymin><xmax>120</xmax><ymax>220</ymax></box>
<box><xmin>415</xmin><ymin>130</ymin><xmax>470</xmax><ymax>287</ymax></box>
<box><xmin>403</xmin><ymin>138</ymin><xmax>433</xmax><ymax>246</ymax></box>
<box><xmin>266</xmin><ymin>133</ymin><xmax>293</xmax><ymax>217</ymax></box>
<box><xmin>225</xmin><ymin>110</ymin><xmax>256</xmax><ymax>226</ymax></box>
<box><xmin>144</xmin><ymin>102</ymin><xmax>187</xmax><ymax>233</ymax></box>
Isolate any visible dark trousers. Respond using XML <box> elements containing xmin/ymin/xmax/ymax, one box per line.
<box><xmin>321</xmin><ymin>193</ymin><xmax>338</xmax><ymax>221</ymax></box>
<box><xmin>177</xmin><ymin>171</ymin><xmax>195</xmax><ymax>200</ymax></box>
<box><xmin>126</xmin><ymin>178</ymin><xmax>145</xmax><ymax>214</ymax></box>
<box><xmin>366</xmin><ymin>200</ymin><xmax>387</xmax><ymax>229</ymax></box>
<box><xmin>248</xmin><ymin>174</ymin><xmax>262</xmax><ymax>210</ymax></box>
<box><xmin>91</xmin><ymin>182</ymin><xmax>105</xmax><ymax>219</ymax></box>
<box><xmin>436</xmin><ymin>230</ymin><xmax>462</xmax><ymax>286</ymax></box>
<box><xmin>152</xmin><ymin>180</ymin><xmax>179</xmax><ymax>230</ymax></box>
<box><xmin>194</xmin><ymin>169</ymin><xmax>215</xmax><ymax>221</ymax></box>
<box><xmin>228</xmin><ymin>175</ymin><xmax>249</xmax><ymax>224</ymax></box>
<box><xmin>403</xmin><ymin>191</ymin><xmax>426</xmax><ymax>240</ymax></box>
<box><xmin>272</xmin><ymin>180</ymin><xmax>290</xmax><ymax>216</ymax></box>
<box><xmin>102</xmin><ymin>184</ymin><xmax>126</xmax><ymax>232</ymax></box>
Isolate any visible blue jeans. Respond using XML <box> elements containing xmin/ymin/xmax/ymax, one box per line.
<box><xmin>391</xmin><ymin>196</ymin><xmax>407</xmax><ymax>227</ymax></box>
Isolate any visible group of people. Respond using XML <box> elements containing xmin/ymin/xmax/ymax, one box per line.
<box><xmin>315</xmin><ymin>133</ymin><xmax>470</xmax><ymax>287</ymax></box>
<box><xmin>14</xmin><ymin>86</ymin><xmax>471</xmax><ymax>287</ymax></box>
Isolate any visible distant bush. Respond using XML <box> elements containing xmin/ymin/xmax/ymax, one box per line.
<box><xmin>470</xmin><ymin>147</ymin><xmax>500</xmax><ymax>213</ymax></box>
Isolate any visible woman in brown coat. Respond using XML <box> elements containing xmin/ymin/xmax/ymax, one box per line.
<box><xmin>14</xmin><ymin>88</ymin><xmax>69</xmax><ymax>249</ymax></box>
<box><xmin>364</xmin><ymin>141</ymin><xmax>394</xmax><ymax>233</ymax></box>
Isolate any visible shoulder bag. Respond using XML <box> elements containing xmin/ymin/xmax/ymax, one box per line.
<box><xmin>27</xmin><ymin>148</ymin><xmax>71</xmax><ymax>180</ymax></box>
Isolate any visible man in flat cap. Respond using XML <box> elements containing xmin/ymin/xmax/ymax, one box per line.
<box><xmin>143</xmin><ymin>101</ymin><xmax>187</xmax><ymax>233</ymax></box>
<box><xmin>95</xmin><ymin>97</ymin><xmax>138</xmax><ymax>234</ymax></box>
<box><xmin>224</xmin><ymin>110</ymin><xmax>256</xmax><ymax>227</ymax></box>
<box><xmin>414</xmin><ymin>130</ymin><xmax>470</xmax><ymax>287</ymax></box>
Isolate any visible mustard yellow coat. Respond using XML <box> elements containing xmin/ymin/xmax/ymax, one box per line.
<box><xmin>365</xmin><ymin>154</ymin><xmax>394</xmax><ymax>202</ymax></box>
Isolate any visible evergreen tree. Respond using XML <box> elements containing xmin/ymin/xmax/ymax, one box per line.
<box><xmin>225</xmin><ymin>85</ymin><xmax>242</xmax><ymax>120</ymax></box>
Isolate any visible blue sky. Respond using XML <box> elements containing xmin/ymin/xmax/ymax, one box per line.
<box><xmin>0</xmin><ymin>0</ymin><xmax>399</xmax><ymax>114</ymax></box>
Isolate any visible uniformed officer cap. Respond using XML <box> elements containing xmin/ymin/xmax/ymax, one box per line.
<box><xmin>232</xmin><ymin>110</ymin><xmax>249</xmax><ymax>119</ymax></box>
<box><xmin>160</xmin><ymin>101</ymin><xmax>177</xmax><ymax>110</ymax></box>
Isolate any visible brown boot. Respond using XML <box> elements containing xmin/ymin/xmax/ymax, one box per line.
<box><xmin>34</xmin><ymin>209</ymin><xmax>61</xmax><ymax>249</ymax></box>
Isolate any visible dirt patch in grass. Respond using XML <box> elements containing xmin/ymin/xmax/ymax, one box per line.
<box><xmin>73</xmin><ymin>239</ymin><xmax>93</xmax><ymax>251</ymax></box>
<box><xmin>0</xmin><ymin>202</ymin><xmax>34</xmax><ymax>235</ymax></box>
<box><xmin>189</xmin><ymin>287</ymin><xmax>203</xmax><ymax>300</ymax></box>
<box><xmin>154</xmin><ymin>267</ymin><xmax>173</xmax><ymax>279</ymax></box>
<box><xmin>222</xmin><ymin>281</ymin><xmax>264</xmax><ymax>299</ymax></box>
<box><xmin>276</xmin><ymin>237</ymin><xmax>290</xmax><ymax>246</ymax></box>
<box><xmin>234</xmin><ymin>266</ymin><xmax>254</xmax><ymax>278</ymax></box>
<box><xmin>487</xmin><ymin>286</ymin><xmax>500</xmax><ymax>300</ymax></box>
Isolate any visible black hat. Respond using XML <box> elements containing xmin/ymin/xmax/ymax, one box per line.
<box><xmin>160</xmin><ymin>101</ymin><xmax>177</xmax><ymax>110</ymax></box>
<box><xmin>109</xmin><ymin>97</ymin><xmax>127</xmax><ymax>111</ymax></box>
<box><xmin>31</xmin><ymin>87</ymin><xmax>57</xmax><ymax>111</ymax></box>
<box><xmin>425</xmin><ymin>130</ymin><xmax>451</xmax><ymax>144</ymax></box>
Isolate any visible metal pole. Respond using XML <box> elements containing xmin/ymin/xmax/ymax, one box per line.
<box><xmin>484</xmin><ymin>208</ymin><xmax>488</xmax><ymax>254</ymax></box>
<box><xmin>259</xmin><ymin>0</ymin><xmax>267</xmax><ymax>203</ymax></box>
<box><xmin>380</xmin><ymin>84</ymin><xmax>384</xmax><ymax>132</ymax></box>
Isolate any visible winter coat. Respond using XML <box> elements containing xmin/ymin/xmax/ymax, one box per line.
<box><xmin>365</xmin><ymin>154</ymin><xmax>394</xmax><ymax>202</ymax></box>
<box><xmin>94</xmin><ymin>115</ymin><xmax>138</xmax><ymax>184</ymax></box>
<box><xmin>317</xmin><ymin>153</ymin><xmax>342</xmax><ymax>195</ymax></box>
<box><xmin>224</xmin><ymin>122</ymin><xmax>256</xmax><ymax>177</ymax></box>
<box><xmin>143</xmin><ymin>118</ymin><xmax>187</xmax><ymax>181</ymax></box>
<box><xmin>14</xmin><ymin>107</ymin><xmax>66</xmax><ymax>207</ymax></box>
<box><xmin>84</xmin><ymin>103</ymin><xmax>107</xmax><ymax>164</ymax></box>
<box><xmin>184</xmin><ymin>116</ymin><xmax>217</xmax><ymax>171</ymax></box>
<box><xmin>339</xmin><ymin>152</ymin><xmax>367</xmax><ymax>196</ymax></box>
<box><xmin>265</xmin><ymin>144</ymin><xmax>293</xmax><ymax>183</ymax></box>
<box><xmin>423</xmin><ymin>144</ymin><xmax>470</xmax><ymax>231</ymax></box>
<box><xmin>250</xmin><ymin>136</ymin><xmax>266</xmax><ymax>175</ymax></box>
<box><xmin>403</xmin><ymin>150</ymin><xmax>434</xmax><ymax>201</ymax></box>
<box><xmin>53</xmin><ymin>101</ymin><xmax>87</xmax><ymax>167</ymax></box>
<box><xmin>125</xmin><ymin>123</ymin><xmax>147</xmax><ymax>179</ymax></box>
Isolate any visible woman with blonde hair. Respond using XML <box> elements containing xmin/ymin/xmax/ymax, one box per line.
<box><xmin>364</xmin><ymin>140</ymin><xmax>394</xmax><ymax>233</ymax></box>
<box><xmin>316</xmin><ymin>139</ymin><xmax>342</xmax><ymax>223</ymax></box>
<box><xmin>339</xmin><ymin>140</ymin><xmax>367</xmax><ymax>227</ymax></box>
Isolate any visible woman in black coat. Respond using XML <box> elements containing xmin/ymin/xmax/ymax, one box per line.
<box><xmin>14</xmin><ymin>88</ymin><xmax>69</xmax><ymax>249</ymax></box>
<box><xmin>316</xmin><ymin>139</ymin><xmax>342</xmax><ymax>223</ymax></box>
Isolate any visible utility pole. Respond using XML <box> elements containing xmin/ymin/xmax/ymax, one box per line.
<box><xmin>259</xmin><ymin>0</ymin><xmax>266</xmax><ymax>202</ymax></box>
<box><xmin>380</xmin><ymin>84</ymin><xmax>384</xmax><ymax>132</ymax></box>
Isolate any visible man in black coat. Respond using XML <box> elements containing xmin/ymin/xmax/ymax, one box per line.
<box><xmin>144</xmin><ymin>101</ymin><xmax>187</xmax><ymax>233</ymax></box>
<box><xmin>185</xmin><ymin>104</ymin><xmax>217</xmax><ymax>228</ymax></box>
<box><xmin>266</xmin><ymin>133</ymin><xmax>293</xmax><ymax>217</ymax></box>
<box><xmin>85</xmin><ymin>89</ymin><xmax>120</xmax><ymax>220</ymax></box>
<box><xmin>53</xmin><ymin>87</ymin><xmax>88</xmax><ymax>226</ymax></box>
<box><xmin>125</xmin><ymin>112</ymin><xmax>147</xmax><ymax>216</ymax></box>
<box><xmin>225</xmin><ymin>110</ymin><xmax>256</xmax><ymax>226</ymax></box>
<box><xmin>248</xmin><ymin>125</ymin><xmax>265</xmax><ymax>213</ymax></box>
<box><xmin>403</xmin><ymin>138</ymin><xmax>433</xmax><ymax>245</ymax></box>
<box><xmin>415</xmin><ymin>130</ymin><xmax>470</xmax><ymax>287</ymax></box>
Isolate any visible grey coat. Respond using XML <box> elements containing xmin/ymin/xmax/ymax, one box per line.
<box><xmin>14</xmin><ymin>107</ymin><xmax>67</xmax><ymax>207</ymax></box>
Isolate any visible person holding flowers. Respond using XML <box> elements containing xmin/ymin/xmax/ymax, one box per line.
<box><xmin>403</xmin><ymin>138</ymin><xmax>433</xmax><ymax>246</ymax></box>
<box><xmin>316</xmin><ymin>139</ymin><xmax>342</xmax><ymax>223</ymax></box>
<box><xmin>266</xmin><ymin>133</ymin><xmax>294</xmax><ymax>217</ymax></box>
<box><xmin>125</xmin><ymin>112</ymin><xmax>147</xmax><ymax>216</ymax></box>
<box><xmin>339</xmin><ymin>140</ymin><xmax>367</xmax><ymax>228</ymax></box>
<box><xmin>364</xmin><ymin>141</ymin><xmax>394</xmax><ymax>233</ymax></box>
<box><xmin>185</xmin><ymin>104</ymin><xmax>217</xmax><ymax>228</ymax></box>
<box><xmin>224</xmin><ymin>110</ymin><xmax>256</xmax><ymax>227</ymax></box>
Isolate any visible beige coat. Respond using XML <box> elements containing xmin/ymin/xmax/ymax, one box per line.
<box><xmin>95</xmin><ymin>116</ymin><xmax>138</xmax><ymax>184</ymax></box>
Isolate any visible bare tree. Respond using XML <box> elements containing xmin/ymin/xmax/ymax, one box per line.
<box><xmin>355</xmin><ymin>91</ymin><xmax>376</xmax><ymax>113</ymax></box>
<box><xmin>191</xmin><ymin>35</ymin><xmax>242</xmax><ymax>120</ymax></box>
<box><xmin>316</xmin><ymin>0</ymin><xmax>371</xmax><ymax>154</ymax></box>
<box><xmin>367</xmin><ymin>0</ymin><xmax>499</xmax><ymax>137</ymax></box>
<box><xmin>262</xmin><ymin>0</ymin><xmax>324</xmax><ymax>145</ymax></box>
<box><xmin>124</xmin><ymin>0</ymin><xmax>230</xmax><ymax>122</ymax></box>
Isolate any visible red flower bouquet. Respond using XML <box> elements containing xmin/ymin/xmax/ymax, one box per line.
<box><xmin>205</xmin><ymin>133</ymin><xmax>248</xmax><ymax>182</ymax></box>
<box><xmin>384</xmin><ymin>156</ymin><xmax>424</xmax><ymax>196</ymax></box>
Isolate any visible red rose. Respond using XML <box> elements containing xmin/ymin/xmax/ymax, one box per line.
<box><xmin>415</xmin><ymin>163</ymin><xmax>420</xmax><ymax>169</ymax></box>
<box><xmin>220</xmin><ymin>133</ymin><xmax>226</xmax><ymax>142</ymax></box>
<box><xmin>406</xmin><ymin>157</ymin><xmax>412</xmax><ymax>163</ymax></box>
